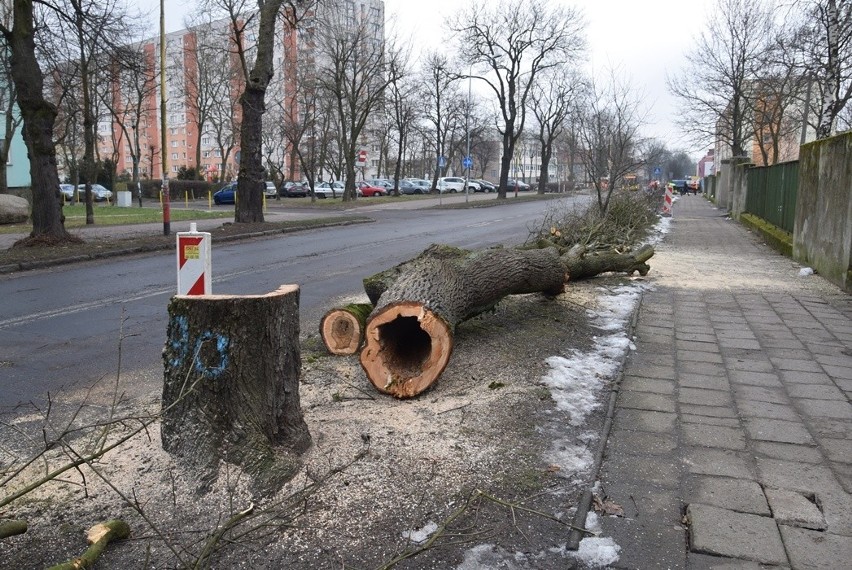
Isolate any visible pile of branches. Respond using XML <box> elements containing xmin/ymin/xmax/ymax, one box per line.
<box><xmin>526</xmin><ymin>190</ymin><xmax>661</xmax><ymax>255</ymax></box>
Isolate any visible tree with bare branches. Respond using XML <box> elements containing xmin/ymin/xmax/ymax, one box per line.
<box><xmin>451</xmin><ymin>0</ymin><xmax>585</xmax><ymax>198</ymax></box>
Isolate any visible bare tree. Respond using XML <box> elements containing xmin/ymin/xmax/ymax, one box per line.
<box><xmin>451</xmin><ymin>0</ymin><xmax>585</xmax><ymax>198</ymax></box>
<box><xmin>530</xmin><ymin>67</ymin><xmax>582</xmax><ymax>194</ymax></box>
<box><xmin>577</xmin><ymin>72</ymin><xmax>646</xmax><ymax>213</ymax></box>
<box><xmin>421</xmin><ymin>52</ymin><xmax>459</xmax><ymax>190</ymax></box>
<box><xmin>386</xmin><ymin>57</ymin><xmax>418</xmax><ymax>194</ymax></box>
<box><xmin>316</xmin><ymin>4</ymin><xmax>402</xmax><ymax>201</ymax></box>
<box><xmin>794</xmin><ymin>0</ymin><xmax>852</xmax><ymax>138</ymax></box>
<box><xmin>669</xmin><ymin>0</ymin><xmax>772</xmax><ymax>158</ymax></box>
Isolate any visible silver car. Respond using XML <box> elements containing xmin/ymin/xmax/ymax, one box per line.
<box><xmin>77</xmin><ymin>183</ymin><xmax>113</xmax><ymax>202</ymax></box>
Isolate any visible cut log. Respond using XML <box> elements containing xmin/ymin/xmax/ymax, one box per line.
<box><xmin>360</xmin><ymin>245</ymin><xmax>567</xmax><ymax>398</ymax></box>
<box><xmin>319</xmin><ymin>303</ymin><xmax>373</xmax><ymax>355</ymax></box>
<box><xmin>0</xmin><ymin>519</ymin><xmax>27</xmax><ymax>539</ymax></box>
<box><xmin>563</xmin><ymin>243</ymin><xmax>654</xmax><ymax>280</ymax></box>
<box><xmin>162</xmin><ymin>284</ymin><xmax>311</xmax><ymax>492</ymax></box>
<box><xmin>358</xmin><ymin>243</ymin><xmax>655</xmax><ymax>398</ymax></box>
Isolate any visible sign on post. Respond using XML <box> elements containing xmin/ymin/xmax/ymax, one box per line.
<box><xmin>357</xmin><ymin>149</ymin><xmax>368</xmax><ymax>165</ymax></box>
<box><xmin>462</xmin><ymin>156</ymin><xmax>473</xmax><ymax>170</ymax></box>
<box><xmin>177</xmin><ymin>222</ymin><xmax>212</xmax><ymax>295</ymax></box>
<box><xmin>438</xmin><ymin>156</ymin><xmax>446</xmax><ymax>168</ymax></box>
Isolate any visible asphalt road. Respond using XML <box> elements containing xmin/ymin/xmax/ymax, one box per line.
<box><xmin>0</xmin><ymin>195</ymin><xmax>589</xmax><ymax>409</ymax></box>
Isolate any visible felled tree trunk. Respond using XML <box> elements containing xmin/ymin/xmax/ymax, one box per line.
<box><xmin>564</xmin><ymin>244</ymin><xmax>654</xmax><ymax>279</ymax></box>
<box><xmin>162</xmin><ymin>285</ymin><xmax>311</xmax><ymax>492</ymax></box>
<box><xmin>360</xmin><ymin>245</ymin><xmax>567</xmax><ymax>398</ymax></box>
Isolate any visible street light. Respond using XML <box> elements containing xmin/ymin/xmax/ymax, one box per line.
<box><xmin>464</xmin><ymin>64</ymin><xmax>472</xmax><ymax>204</ymax></box>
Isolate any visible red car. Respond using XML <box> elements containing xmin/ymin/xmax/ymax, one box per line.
<box><xmin>357</xmin><ymin>181</ymin><xmax>387</xmax><ymax>197</ymax></box>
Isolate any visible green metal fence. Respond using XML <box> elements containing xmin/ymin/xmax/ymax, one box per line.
<box><xmin>745</xmin><ymin>161</ymin><xmax>799</xmax><ymax>233</ymax></box>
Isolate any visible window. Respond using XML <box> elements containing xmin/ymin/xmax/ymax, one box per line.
<box><xmin>171</xmin><ymin>140</ymin><xmax>178</xmax><ymax>147</ymax></box>
<box><xmin>172</xmin><ymin>153</ymin><xmax>178</xmax><ymax>160</ymax></box>
<box><xmin>203</xmin><ymin>150</ymin><xmax>210</xmax><ymax>158</ymax></box>
<box><xmin>173</xmin><ymin>165</ymin><xmax>179</xmax><ymax>172</ymax></box>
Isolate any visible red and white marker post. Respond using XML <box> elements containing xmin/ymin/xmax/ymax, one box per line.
<box><xmin>176</xmin><ymin>223</ymin><xmax>212</xmax><ymax>295</ymax></box>
<box><xmin>662</xmin><ymin>184</ymin><xmax>673</xmax><ymax>217</ymax></box>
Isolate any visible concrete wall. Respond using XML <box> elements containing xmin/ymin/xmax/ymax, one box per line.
<box><xmin>793</xmin><ymin>132</ymin><xmax>852</xmax><ymax>291</ymax></box>
<box><xmin>730</xmin><ymin>161</ymin><xmax>753</xmax><ymax>220</ymax></box>
<box><xmin>717</xmin><ymin>158</ymin><xmax>732</xmax><ymax>211</ymax></box>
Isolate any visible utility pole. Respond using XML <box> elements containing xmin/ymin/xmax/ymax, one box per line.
<box><xmin>159</xmin><ymin>0</ymin><xmax>171</xmax><ymax>235</ymax></box>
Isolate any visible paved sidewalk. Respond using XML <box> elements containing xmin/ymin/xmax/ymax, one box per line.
<box><xmin>599</xmin><ymin>196</ymin><xmax>852</xmax><ymax>568</ymax></box>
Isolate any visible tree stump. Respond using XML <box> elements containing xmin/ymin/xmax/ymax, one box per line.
<box><xmin>360</xmin><ymin>245</ymin><xmax>567</xmax><ymax>398</ymax></box>
<box><xmin>162</xmin><ymin>284</ymin><xmax>311</xmax><ymax>492</ymax></box>
<box><xmin>319</xmin><ymin>303</ymin><xmax>373</xmax><ymax>355</ymax></box>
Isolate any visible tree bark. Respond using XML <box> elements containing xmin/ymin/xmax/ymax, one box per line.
<box><xmin>162</xmin><ymin>284</ymin><xmax>310</xmax><ymax>492</ymax></box>
<box><xmin>320</xmin><ymin>303</ymin><xmax>373</xmax><ymax>355</ymax></box>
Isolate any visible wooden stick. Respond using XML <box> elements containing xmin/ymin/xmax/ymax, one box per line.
<box><xmin>46</xmin><ymin>519</ymin><xmax>130</xmax><ymax>570</ymax></box>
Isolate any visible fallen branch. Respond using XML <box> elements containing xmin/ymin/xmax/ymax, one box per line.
<box><xmin>46</xmin><ymin>519</ymin><xmax>130</xmax><ymax>570</ymax></box>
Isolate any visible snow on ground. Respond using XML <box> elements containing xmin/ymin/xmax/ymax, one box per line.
<box><xmin>401</xmin><ymin>520</ymin><xmax>438</xmax><ymax>545</ymax></box>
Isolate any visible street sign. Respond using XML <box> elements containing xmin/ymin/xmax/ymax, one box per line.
<box><xmin>438</xmin><ymin>156</ymin><xmax>446</xmax><ymax>168</ymax></box>
<box><xmin>462</xmin><ymin>156</ymin><xmax>473</xmax><ymax>169</ymax></box>
<box><xmin>357</xmin><ymin>149</ymin><xmax>368</xmax><ymax>165</ymax></box>
<box><xmin>654</xmin><ymin>167</ymin><xmax>661</xmax><ymax>176</ymax></box>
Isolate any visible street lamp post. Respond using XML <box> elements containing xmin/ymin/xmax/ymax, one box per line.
<box><xmin>159</xmin><ymin>0</ymin><xmax>170</xmax><ymax>235</ymax></box>
<box><xmin>464</xmin><ymin>64</ymin><xmax>472</xmax><ymax>204</ymax></box>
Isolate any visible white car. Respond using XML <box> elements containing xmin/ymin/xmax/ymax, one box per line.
<box><xmin>264</xmin><ymin>181</ymin><xmax>277</xmax><ymax>197</ymax></box>
<box><xmin>314</xmin><ymin>181</ymin><xmax>344</xmax><ymax>198</ymax></box>
<box><xmin>436</xmin><ymin>177</ymin><xmax>479</xmax><ymax>193</ymax></box>
<box><xmin>77</xmin><ymin>183</ymin><xmax>113</xmax><ymax>202</ymax></box>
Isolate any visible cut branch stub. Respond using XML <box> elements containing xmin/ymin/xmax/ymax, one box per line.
<box><xmin>359</xmin><ymin>245</ymin><xmax>567</xmax><ymax>398</ymax></box>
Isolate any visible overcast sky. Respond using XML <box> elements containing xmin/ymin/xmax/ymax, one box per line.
<box><xmin>146</xmin><ymin>0</ymin><xmax>717</xmax><ymax>158</ymax></box>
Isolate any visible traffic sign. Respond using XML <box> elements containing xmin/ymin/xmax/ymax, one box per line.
<box><xmin>654</xmin><ymin>167</ymin><xmax>661</xmax><ymax>176</ymax></box>
<box><xmin>462</xmin><ymin>156</ymin><xmax>473</xmax><ymax>169</ymax></box>
<box><xmin>438</xmin><ymin>156</ymin><xmax>446</xmax><ymax>168</ymax></box>
<box><xmin>357</xmin><ymin>149</ymin><xmax>368</xmax><ymax>165</ymax></box>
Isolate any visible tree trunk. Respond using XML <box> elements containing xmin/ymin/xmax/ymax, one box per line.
<box><xmin>358</xmin><ymin>243</ymin><xmax>654</xmax><ymax>398</ymax></box>
<box><xmin>162</xmin><ymin>284</ymin><xmax>310</xmax><ymax>492</ymax></box>
<box><xmin>3</xmin><ymin>0</ymin><xmax>70</xmax><ymax>242</ymax></box>
<box><xmin>320</xmin><ymin>303</ymin><xmax>373</xmax><ymax>355</ymax></box>
<box><xmin>359</xmin><ymin>245</ymin><xmax>567</xmax><ymax>398</ymax></box>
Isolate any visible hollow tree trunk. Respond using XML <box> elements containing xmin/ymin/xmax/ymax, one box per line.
<box><xmin>360</xmin><ymin>245</ymin><xmax>567</xmax><ymax>398</ymax></box>
<box><xmin>162</xmin><ymin>284</ymin><xmax>310</xmax><ymax>492</ymax></box>
<box><xmin>320</xmin><ymin>303</ymin><xmax>373</xmax><ymax>355</ymax></box>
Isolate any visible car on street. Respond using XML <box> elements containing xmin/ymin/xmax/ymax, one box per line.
<box><xmin>357</xmin><ymin>181</ymin><xmax>387</xmax><ymax>197</ymax></box>
<box><xmin>436</xmin><ymin>177</ymin><xmax>466</xmax><ymax>193</ymax></box>
<box><xmin>314</xmin><ymin>181</ymin><xmax>344</xmax><ymax>198</ymax></box>
<box><xmin>392</xmin><ymin>179</ymin><xmax>421</xmax><ymax>195</ymax></box>
<box><xmin>265</xmin><ymin>181</ymin><xmax>277</xmax><ymax>197</ymax></box>
<box><xmin>213</xmin><ymin>182</ymin><xmax>237</xmax><ymax>205</ymax></box>
<box><xmin>365</xmin><ymin>178</ymin><xmax>393</xmax><ymax>191</ymax></box>
<box><xmin>404</xmin><ymin>178</ymin><xmax>432</xmax><ymax>194</ymax></box>
<box><xmin>279</xmin><ymin>181</ymin><xmax>309</xmax><ymax>198</ymax></box>
<box><xmin>60</xmin><ymin>184</ymin><xmax>75</xmax><ymax>201</ymax></box>
<box><xmin>77</xmin><ymin>183</ymin><xmax>113</xmax><ymax>202</ymax></box>
<box><xmin>506</xmin><ymin>179</ymin><xmax>531</xmax><ymax>191</ymax></box>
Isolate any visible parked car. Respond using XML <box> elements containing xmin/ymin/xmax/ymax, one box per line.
<box><xmin>213</xmin><ymin>182</ymin><xmax>237</xmax><ymax>205</ymax></box>
<box><xmin>365</xmin><ymin>178</ymin><xmax>393</xmax><ymax>190</ymax></box>
<box><xmin>474</xmin><ymin>179</ymin><xmax>496</xmax><ymax>193</ymax></box>
<box><xmin>264</xmin><ymin>181</ymin><xmax>277</xmax><ymax>197</ymax></box>
<box><xmin>404</xmin><ymin>178</ymin><xmax>432</xmax><ymax>194</ymax></box>
<box><xmin>357</xmin><ymin>181</ymin><xmax>387</xmax><ymax>197</ymax></box>
<box><xmin>392</xmin><ymin>179</ymin><xmax>421</xmax><ymax>195</ymax></box>
<box><xmin>279</xmin><ymin>181</ymin><xmax>309</xmax><ymax>198</ymax></box>
<box><xmin>60</xmin><ymin>184</ymin><xmax>75</xmax><ymax>201</ymax></box>
<box><xmin>76</xmin><ymin>183</ymin><xmax>113</xmax><ymax>202</ymax></box>
<box><xmin>506</xmin><ymin>179</ymin><xmax>530</xmax><ymax>191</ymax></box>
<box><xmin>436</xmin><ymin>177</ymin><xmax>466</xmax><ymax>193</ymax></box>
<box><xmin>314</xmin><ymin>181</ymin><xmax>344</xmax><ymax>198</ymax></box>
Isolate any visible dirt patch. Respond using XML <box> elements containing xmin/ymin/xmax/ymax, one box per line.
<box><xmin>0</xmin><ymin>278</ymin><xmax>632</xmax><ymax>569</ymax></box>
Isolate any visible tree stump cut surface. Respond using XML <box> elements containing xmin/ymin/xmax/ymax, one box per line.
<box><xmin>161</xmin><ymin>284</ymin><xmax>310</xmax><ymax>489</ymax></box>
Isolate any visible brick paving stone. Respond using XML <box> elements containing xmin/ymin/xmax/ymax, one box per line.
<box><xmin>778</xmin><ymin>526</ymin><xmax>852</xmax><ymax>570</ymax></box>
<box><xmin>725</xmin><ymin>358</ymin><xmax>775</xmax><ymax>372</ymax></box>
<box><xmin>679</xmin><ymin>373</ymin><xmax>731</xmax><ymax>390</ymax></box>
<box><xmin>680</xmin><ymin>403</ymin><xmax>740</xmax><ymax>419</ymax></box>
<box><xmin>620</xmin><ymin>376</ymin><xmax>675</xmax><ymax>395</ymax></box>
<box><xmin>676</xmin><ymin>339</ymin><xmax>720</xmax><ymax>353</ymax></box>
<box><xmin>600</xmin><ymin>454</ymin><xmax>680</xmax><ymax>487</ymax></box>
<box><xmin>617</xmin><ymin>390</ymin><xmax>676</xmax><ymax>413</ymax></box>
<box><xmin>607</xmin><ymin>429</ymin><xmax>677</xmax><ymax>456</ymax></box>
<box><xmin>785</xmin><ymin>383</ymin><xmax>846</xmax><ymax>400</ymax></box>
<box><xmin>756</xmin><ymin>458</ymin><xmax>840</xmax><ymax>495</ymax></box>
<box><xmin>819</xmin><ymin>438</ymin><xmax>852</xmax><ymax>464</ymax></box>
<box><xmin>719</xmin><ymin>338</ymin><xmax>762</xmax><ymax>350</ymax></box>
<box><xmin>682</xmin><ymin>424</ymin><xmax>747</xmax><ymax>450</ymax></box>
<box><xmin>733</xmin><ymin>385</ymin><xmax>789</xmax><ymax>404</ymax></box>
<box><xmin>737</xmin><ymin>400</ymin><xmax>800</xmax><ymax>421</ymax></box>
<box><xmin>681</xmin><ymin>414</ymin><xmax>742</xmax><ymax>428</ymax></box>
<box><xmin>835</xmin><ymin>378</ymin><xmax>852</xmax><ymax>392</ymax></box>
<box><xmin>611</xmin><ymin>408</ymin><xmax>676</xmax><ymax>433</ymax></box>
<box><xmin>770</xmin><ymin>357</ymin><xmax>823</xmax><ymax>372</ymax></box>
<box><xmin>807</xmin><ymin>417</ymin><xmax>852</xmax><ymax>439</ymax></box>
<box><xmin>760</xmin><ymin>338</ymin><xmax>807</xmax><ymax>350</ymax></box>
<box><xmin>683</xmin><ymin>449</ymin><xmax>755</xmax><ymax>479</ymax></box>
<box><xmin>764</xmin><ymin>488</ymin><xmax>826</xmax><ymax>530</ymax></box>
<box><xmin>813</xmin><ymin>354</ymin><xmax>852</xmax><ymax>368</ymax></box>
<box><xmin>686</xmin><ymin>504</ymin><xmax>787</xmax><ymax>565</ymax></box>
<box><xmin>685</xmin><ymin>553</ymin><xmax>768</xmax><ymax>569</ymax></box>
<box><xmin>728</xmin><ymin>370</ymin><xmax>783</xmax><ymax>387</ymax></box>
<box><xmin>629</xmin><ymin>364</ymin><xmax>677</xmax><ymax>381</ymax></box>
<box><xmin>679</xmin><ymin>350</ymin><xmax>725</xmax><ymax>364</ymax></box>
<box><xmin>679</xmin><ymin>332</ymin><xmax>718</xmax><ymax>343</ymax></box>
<box><xmin>720</xmin><ymin>329</ymin><xmax>759</xmax><ymax>340</ymax></box>
<box><xmin>744</xmin><ymin>418</ymin><xmax>815</xmax><ymax>445</ymax></box>
<box><xmin>678</xmin><ymin>387</ymin><xmax>732</xmax><ymax>406</ymax></box>
<box><xmin>681</xmin><ymin>361</ymin><xmax>728</xmax><ymax>376</ymax></box>
<box><xmin>764</xmin><ymin>348</ymin><xmax>813</xmax><ymax>360</ymax></box>
<box><xmin>752</xmin><ymin>442</ymin><xmax>823</xmax><ymax>464</ymax></box>
<box><xmin>822</xmin><ymin>364</ymin><xmax>852</xmax><ymax>380</ymax></box>
<box><xmin>684</xmin><ymin>476</ymin><xmax>770</xmax><ymax>515</ymax></box>
<box><xmin>598</xmin><ymin>513</ymin><xmax>687</xmax><ymax>570</ymax></box>
<box><xmin>794</xmin><ymin>398</ymin><xmax>852</xmax><ymax>420</ymax></box>
<box><xmin>779</xmin><ymin>370</ymin><xmax>834</xmax><ymax>385</ymax></box>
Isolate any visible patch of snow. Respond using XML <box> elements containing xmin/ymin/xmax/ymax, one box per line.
<box><xmin>401</xmin><ymin>520</ymin><xmax>438</xmax><ymax>544</ymax></box>
<box><xmin>648</xmin><ymin>216</ymin><xmax>671</xmax><ymax>244</ymax></box>
<box><xmin>798</xmin><ymin>267</ymin><xmax>814</xmax><ymax>277</ymax></box>
<box><xmin>574</xmin><ymin>536</ymin><xmax>621</xmax><ymax>568</ymax></box>
<box><xmin>546</xmin><ymin>441</ymin><xmax>593</xmax><ymax>478</ymax></box>
<box><xmin>585</xmin><ymin>511</ymin><xmax>602</xmax><ymax>533</ymax></box>
<box><xmin>456</xmin><ymin>543</ymin><xmax>525</xmax><ymax>569</ymax></box>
